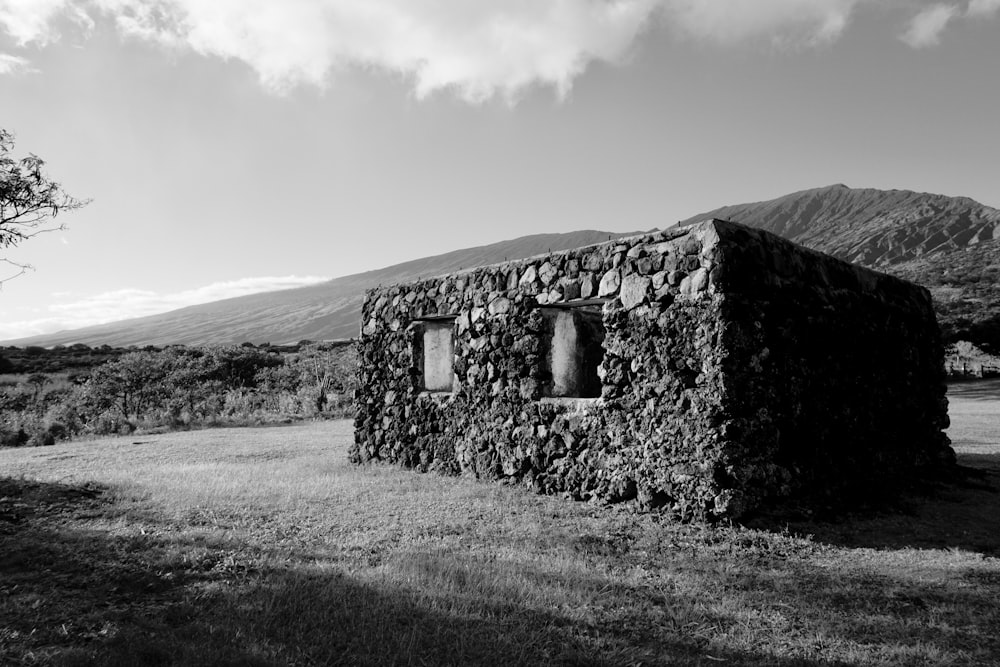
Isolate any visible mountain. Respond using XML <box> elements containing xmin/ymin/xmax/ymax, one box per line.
<box><xmin>890</xmin><ymin>239</ymin><xmax>1000</xmax><ymax>350</ymax></box>
<box><xmin>3</xmin><ymin>230</ymin><xmax>638</xmax><ymax>348</ymax></box>
<box><xmin>7</xmin><ymin>184</ymin><xmax>1000</xmax><ymax>350</ymax></box>
<box><xmin>679</xmin><ymin>184</ymin><xmax>1000</xmax><ymax>267</ymax></box>
<box><xmin>679</xmin><ymin>184</ymin><xmax>1000</xmax><ymax>349</ymax></box>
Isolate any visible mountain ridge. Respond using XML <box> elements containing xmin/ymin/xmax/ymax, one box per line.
<box><xmin>7</xmin><ymin>184</ymin><xmax>1000</xmax><ymax>350</ymax></box>
<box><xmin>3</xmin><ymin>229</ymin><xmax>639</xmax><ymax>347</ymax></box>
<box><xmin>679</xmin><ymin>183</ymin><xmax>1000</xmax><ymax>266</ymax></box>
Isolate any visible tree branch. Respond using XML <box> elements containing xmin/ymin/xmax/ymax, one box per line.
<box><xmin>1</xmin><ymin>128</ymin><xmax>88</xmax><ymax>284</ymax></box>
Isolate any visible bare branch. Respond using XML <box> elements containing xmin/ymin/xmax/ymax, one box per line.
<box><xmin>0</xmin><ymin>258</ymin><xmax>34</xmax><ymax>287</ymax></box>
<box><xmin>1</xmin><ymin>128</ymin><xmax>88</xmax><ymax>284</ymax></box>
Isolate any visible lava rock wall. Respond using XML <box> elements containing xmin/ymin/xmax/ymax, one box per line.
<box><xmin>352</xmin><ymin>219</ymin><xmax>952</xmax><ymax>520</ymax></box>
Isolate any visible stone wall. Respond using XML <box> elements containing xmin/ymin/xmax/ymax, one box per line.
<box><xmin>352</xmin><ymin>219</ymin><xmax>953</xmax><ymax>520</ymax></box>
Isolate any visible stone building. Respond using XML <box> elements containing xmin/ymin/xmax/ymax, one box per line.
<box><xmin>352</xmin><ymin>219</ymin><xmax>953</xmax><ymax>520</ymax></box>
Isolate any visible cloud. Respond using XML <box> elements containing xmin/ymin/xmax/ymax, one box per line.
<box><xmin>88</xmin><ymin>0</ymin><xmax>663</xmax><ymax>102</ymax></box>
<box><xmin>661</xmin><ymin>0</ymin><xmax>865</xmax><ymax>47</ymax></box>
<box><xmin>3</xmin><ymin>1</ymin><xmax>991</xmax><ymax>99</ymax></box>
<box><xmin>0</xmin><ymin>0</ymin><xmax>90</xmax><ymax>45</ymax></box>
<box><xmin>900</xmin><ymin>3</ymin><xmax>959</xmax><ymax>47</ymax></box>
<box><xmin>1</xmin><ymin>0</ymin><xmax>878</xmax><ymax>101</ymax></box>
<box><xmin>0</xmin><ymin>275</ymin><xmax>329</xmax><ymax>340</ymax></box>
<box><xmin>0</xmin><ymin>51</ymin><xmax>29</xmax><ymax>73</ymax></box>
<box><xmin>967</xmin><ymin>0</ymin><xmax>1000</xmax><ymax>17</ymax></box>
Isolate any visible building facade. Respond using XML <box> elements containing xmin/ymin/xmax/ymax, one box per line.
<box><xmin>353</xmin><ymin>220</ymin><xmax>953</xmax><ymax>520</ymax></box>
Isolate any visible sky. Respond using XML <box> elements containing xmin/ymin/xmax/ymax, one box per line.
<box><xmin>1</xmin><ymin>0</ymin><xmax>998</xmax><ymax>341</ymax></box>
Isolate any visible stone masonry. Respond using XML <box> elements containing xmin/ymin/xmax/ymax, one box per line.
<box><xmin>352</xmin><ymin>219</ymin><xmax>953</xmax><ymax>520</ymax></box>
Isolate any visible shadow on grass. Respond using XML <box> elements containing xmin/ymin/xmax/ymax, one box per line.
<box><xmin>749</xmin><ymin>453</ymin><xmax>1000</xmax><ymax>556</ymax></box>
<box><xmin>715</xmin><ymin>556</ymin><xmax>1000</xmax><ymax>664</ymax></box>
<box><xmin>0</xmin><ymin>476</ymin><xmax>843</xmax><ymax>666</ymax></box>
<box><xmin>0</xmin><ymin>477</ymin><xmax>263</xmax><ymax>665</ymax></box>
<box><xmin>947</xmin><ymin>377</ymin><xmax>1000</xmax><ymax>400</ymax></box>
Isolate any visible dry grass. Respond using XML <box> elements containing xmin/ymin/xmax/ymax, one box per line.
<box><xmin>1</xmin><ymin>388</ymin><xmax>999</xmax><ymax>666</ymax></box>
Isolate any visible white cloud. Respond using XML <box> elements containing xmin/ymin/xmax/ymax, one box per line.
<box><xmin>4</xmin><ymin>1</ymin><xmax>992</xmax><ymax>98</ymax></box>
<box><xmin>89</xmin><ymin>0</ymin><xmax>662</xmax><ymax>101</ymax></box>
<box><xmin>900</xmin><ymin>3</ymin><xmax>960</xmax><ymax>48</ymax></box>
<box><xmin>0</xmin><ymin>275</ymin><xmax>329</xmax><ymax>340</ymax></box>
<box><xmin>967</xmin><ymin>0</ymin><xmax>1000</xmax><ymax>17</ymax></box>
<box><xmin>0</xmin><ymin>0</ymin><xmax>90</xmax><ymax>45</ymax></box>
<box><xmin>661</xmin><ymin>0</ymin><xmax>865</xmax><ymax>47</ymax></box>
<box><xmin>0</xmin><ymin>51</ymin><xmax>28</xmax><ymax>73</ymax></box>
<box><xmin>1</xmin><ymin>0</ymin><xmax>880</xmax><ymax>101</ymax></box>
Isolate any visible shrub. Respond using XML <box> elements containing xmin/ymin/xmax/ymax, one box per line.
<box><xmin>28</xmin><ymin>430</ymin><xmax>55</xmax><ymax>447</ymax></box>
<box><xmin>0</xmin><ymin>427</ymin><xmax>28</xmax><ymax>447</ymax></box>
<box><xmin>1</xmin><ymin>342</ymin><xmax>360</xmax><ymax>443</ymax></box>
<box><xmin>45</xmin><ymin>421</ymin><xmax>69</xmax><ymax>441</ymax></box>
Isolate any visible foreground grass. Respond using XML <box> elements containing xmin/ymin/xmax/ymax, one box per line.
<box><xmin>1</xmin><ymin>398</ymin><xmax>999</xmax><ymax>665</ymax></box>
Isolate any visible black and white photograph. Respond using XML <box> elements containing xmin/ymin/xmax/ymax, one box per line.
<box><xmin>2</xmin><ymin>1</ymin><xmax>999</xmax><ymax>664</ymax></box>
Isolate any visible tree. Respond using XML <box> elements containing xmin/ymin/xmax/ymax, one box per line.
<box><xmin>1</xmin><ymin>129</ymin><xmax>88</xmax><ymax>282</ymax></box>
<box><xmin>25</xmin><ymin>373</ymin><xmax>49</xmax><ymax>401</ymax></box>
<box><xmin>85</xmin><ymin>351</ymin><xmax>170</xmax><ymax>422</ymax></box>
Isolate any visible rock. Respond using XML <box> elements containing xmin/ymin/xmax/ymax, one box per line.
<box><xmin>689</xmin><ymin>268</ymin><xmax>709</xmax><ymax>294</ymax></box>
<box><xmin>488</xmin><ymin>297</ymin><xmax>511</xmax><ymax>315</ymax></box>
<box><xmin>681</xmin><ymin>256</ymin><xmax>701</xmax><ymax>272</ymax></box>
<box><xmin>538</xmin><ymin>261</ymin><xmax>558</xmax><ymax>286</ymax></box>
<box><xmin>619</xmin><ymin>274</ymin><xmax>650</xmax><ymax>309</ymax></box>
<box><xmin>560</xmin><ymin>278</ymin><xmax>581</xmax><ymax>301</ymax></box>
<box><xmin>598</xmin><ymin>269</ymin><xmax>621</xmax><ymax>297</ymax></box>
<box><xmin>519</xmin><ymin>265</ymin><xmax>537</xmax><ymax>287</ymax></box>
<box><xmin>583</xmin><ymin>253</ymin><xmax>603</xmax><ymax>271</ymax></box>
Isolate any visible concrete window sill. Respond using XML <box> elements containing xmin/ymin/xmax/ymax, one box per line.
<box><xmin>419</xmin><ymin>391</ymin><xmax>455</xmax><ymax>401</ymax></box>
<box><xmin>539</xmin><ymin>396</ymin><xmax>602</xmax><ymax>412</ymax></box>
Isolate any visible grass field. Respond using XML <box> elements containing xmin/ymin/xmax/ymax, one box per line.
<box><xmin>2</xmin><ymin>385</ymin><xmax>999</xmax><ymax>666</ymax></box>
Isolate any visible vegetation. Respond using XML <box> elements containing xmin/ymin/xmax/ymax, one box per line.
<box><xmin>1</xmin><ymin>128</ymin><xmax>88</xmax><ymax>282</ymax></box>
<box><xmin>889</xmin><ymin>239</ymin><xmax>1000</xmax><ymax>353</ymax></box>
<box><xmin>0</xmin><ymin>396</ymin><xmax>997</xmax><ymax>666</ymax></box>
<box><xmin>0</xmin><ymin>344</ymin><xmax>130</xmax><ymax>375</ymax></box>
<box><xmin>0</xmin><ymin>343</ymin><xmax>356</xmax><ymax>447</ymax></box>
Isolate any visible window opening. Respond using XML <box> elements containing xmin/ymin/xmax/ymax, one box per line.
<box><xmin>418</xmin><ymin>318</ymin><xmax>455</xmax><ymax>392</ymax></box>
<box><xmin>541</xmin><ymin>304</ymin><xmax>605</xmax><ymax>398</ymax></box>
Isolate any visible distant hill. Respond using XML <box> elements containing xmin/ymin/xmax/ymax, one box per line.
<box><xmin>679</xmin><ymin>184</ymin><xmax>1000</xmax><ymax>266</ymax></box>
<box><xmin>3</xmin><ymin>230</ymin><xmax>637</xmax><ymax>347</ymax></box>
<box><xmin>680</xmin><ymin>184</ymin><xmax>1000</xmax><ymax>350</ymax></box>
<box><xmin>890</xmin><ymin>238</ymin><xmax>1000</xmax><ymax>350</ymax></box>
<box><xmin>8</xmin><ymin>184</ymin><xmax>1000</xmax><ymax>351</ymax></box>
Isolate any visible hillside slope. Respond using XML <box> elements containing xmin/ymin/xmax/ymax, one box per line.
<box><xmin>681</xmin><ymin>184</ymin><xmax>1000</xmax><ymax>350</ymax></box>
<box><xmin>680</xmin><ymin>184</ymin><xmax>1000</xmax><ymax>267</ymax></box>
<box><xmin>9</xmin><ymin>184</ymin><xmax>1000</xmax><ymax>349</ymax></box>
<box><xmin>890</xmin><ymin>238</ymin><xmax>1000</xmax><ymax>349</ymax></box>
<box><xmin>4</xmin><ymin>230</ymin><xmax>637</xmax><ymax>347</ymax></box>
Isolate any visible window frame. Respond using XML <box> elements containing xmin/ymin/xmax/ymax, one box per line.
<box><xmin>412</xmin><ymin>315</ymin><xmax>457</xmax><ymax>394</ymax></box>
<box><xmin>538</xmin><ymin>298</ymin><xmax>607</xmax><ymax>399</ymax></box>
